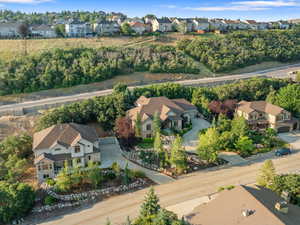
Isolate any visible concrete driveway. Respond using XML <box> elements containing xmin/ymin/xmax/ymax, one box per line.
<box><xmin>183</xmin><ymin>118</ymin><xmax>210</xmax><ymax>151</ymax></box>
<box><xmin>100</xmin><ymin>140</ymin><xmax>174</xmax><ymax>185</ymax></box>
<box><xmin>278</xmin><ymin>132</ymin><xmax>300</xmax><ymax>150</ymax></box>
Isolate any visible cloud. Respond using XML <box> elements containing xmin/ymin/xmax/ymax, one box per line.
<box><xmin>160</xmin><ymin>4</ymin><xmax>177</xmax><ymax>9</ymax></box>
<box><xmin>184</xmin><ymin>0</ymin><xmax>299</xmax><ymax>11</ymax></box>
<box><xmin>235</xmin><ymin>0</ymin><xmax>299</xmax><ymax>7</ymax></box>
<box><xmin>0</xmin><ymin>0</ymin><xmax>53</xmax><ymax>3</ymax></box>
<box><xmin>185</xmin><ymin>6</ymin><xmax>269</xmax><ymax>11</ymax></box>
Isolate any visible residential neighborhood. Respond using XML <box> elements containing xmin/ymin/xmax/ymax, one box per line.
<box><xmin>0</xmin><ymin>10</ymin><xmax>298</xmax><ymax>38</ymax></box>
<box><xmin>0</xmin><ymin>3</ymin><xmax>300</xmax><ymax>225</ymax></box>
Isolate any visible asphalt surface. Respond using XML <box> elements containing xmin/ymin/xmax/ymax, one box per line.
<box><xmin>1</xmin><ymin>63</ymin><xmax>300</xmax><ymax>115</ymax></box>
<box><xmin>38</xmin><ymin>138</ymin><xmax>300</xmax><ymax>225</ymax></box>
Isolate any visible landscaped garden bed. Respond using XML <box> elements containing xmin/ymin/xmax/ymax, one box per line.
<box><xmin>30</xmin><ymin>163</ymin><xmax>153</xmax><ymax>216</ymax></box>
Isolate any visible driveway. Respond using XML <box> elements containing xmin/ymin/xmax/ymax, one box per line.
<box><xmin>183</xmin><ymin>118</ymin><xmax>210</xmax><ymax>151</ymax></box>
<box><xmin>100</xmin><ymin>139</ymin><xmax>175</xmax><ymax>185</ymax></box>
<box><xmin>278</xmin><ymin>132</ymin><xmax>300</xmax><ymax>150</ymax></box>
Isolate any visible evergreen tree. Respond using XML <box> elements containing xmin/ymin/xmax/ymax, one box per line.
<box><xmin>140</xmin><ymin>187</ymin><xmax>161</xmax><ymax>217</ymax></box>
<box><xmin>170</xmin><ymin>136</ymin><xmax>187</xmax><ymax>174</ymax></box>
<box><xmin>135</xmin><ymin>113</ymin><xmax>142</xmax><ymax>138</ymax></box>
<box><xmin>154</xmin><ymin>131</ymin><xmax>163</xmax><ymax>153</ymax></box>
<box><xmin>257</xmin><ymin>160</ymin><xmax>276</xmax><ymax>188</ymax></box>
<box><xmin>152</xmin><ymin>112</ymin><xmax>161</xmax><ymax>136</ymax></box>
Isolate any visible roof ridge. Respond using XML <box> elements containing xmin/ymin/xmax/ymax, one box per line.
<box><xmin>241</xmin><ymin>186</ymin><xmax>286</xmax><ymax>224</ymax></box>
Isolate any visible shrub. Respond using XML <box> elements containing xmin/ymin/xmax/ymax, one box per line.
<box><xmin>45</xmin><ymin>178</ymin><xmax>56</xmax><ymax>186</ymax></box>
<box><xmin>44</xmin><ymin>195</ymin><xmax>56</xmax><ymax>206</ymax></box>
<box><xmin>130</xmin><ymin>170</ymin><xmax>146</xmax><ymax>179</ymax></box>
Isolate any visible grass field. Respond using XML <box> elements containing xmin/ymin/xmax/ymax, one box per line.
<box><xmin>0</xmin><ymin>33</ymin><xmax>204</xmax><ymax>60</ymax></box>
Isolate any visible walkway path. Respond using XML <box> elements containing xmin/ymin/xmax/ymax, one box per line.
<box><xmin>100</xmin><ymin>139</ymin><xmax>174</xmax><ymax>185</ymax></box>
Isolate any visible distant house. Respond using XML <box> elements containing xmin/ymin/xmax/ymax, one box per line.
<box><xmin>127</xmin><ymin>96</ymin><xmax>198</xmax><ymax>138</ymax></box>
<box><xmin>186</xmin><ymin>185</ymin><xmax>300</xmax><ymax>225</ymax></box>
<box><xmin>222</xmin><ymin>19</ymin><xmax>249</xmax><ymax>30</ymax></box>
<box><xmin>33</xmin><ymin>123</ymin><xmax>100</xmax><ymax>183</ymax></box>
<box><xmin>209</xmin><ymin>19</ymin><xmax>228</xmax><ymax>31</ymax></box>
<box><xmin>278</xmin><ymin>21</ymin><xmax>291</xmax><ymax>29</ymax></box>
<box><xmin>0</xmin><ymin>23</ymin><xmax>20</xmax><ymax>38</ymax></box>
<box><xmin>93</xmin><ymin>21</ymin><xmax>120</xmax><ymax>35</ymax></box>
<box><xmin>172</xmin><ymin>18</ymin><xmax>194</xmax><ymax>33</ymax></box>
<box><xmin>236</xmin><ymin>101</ymin><xmax>299</xmax><ymax>132</ymax></box>
<box><xmin>129</xmin><ymin>22</ymin><xmax>147</xmax><ymax>34</ymax></box>
<box><xmin>65</xmin><ymin>20</ymin><xmax>92</xmax><ymax>37</ymax></box>
<box><xmin>192</xmin><ymin>18</ymin><xmax>210</xmax><ymax>32</ymax></box>
<box><xmin>31</xmin><ymin>24</ymin><xmax>57</xmax><ymax>38</ymax></box>
<box><xmin>152</xmin><ymin>18</ymin><xmax>173</xmax><ymax>32</ymax></box>
<box><xmin>244</xmin><ymin>20</ymin><xmax>260</xmax><ymax>30</ymax></box>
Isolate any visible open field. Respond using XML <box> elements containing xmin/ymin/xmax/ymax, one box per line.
<box><xmin>0</xmin><ymin>33</ymin><xmax>205</xmax><ymax>60</ymax></box>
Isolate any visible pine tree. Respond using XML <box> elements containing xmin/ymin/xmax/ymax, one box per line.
<box><xmin>140</xmin><ymin>187</ymin><xmax>161</xmax><ymax>217</ymax></box>
<box><xmin>170</xmin><ymin>136</ymin><xmax>187</xmax><ymax>174</ymax></box>
<box><xmin>257</xmin><ymin>160</ymin><xmax>276</xmax><ymax>188</ymax></box>
<box><xmin>152</xmin><ymin>112</ymin><xmax>161</xmax><ymax>136</ymax></box>
<box><xmin>154</xmin><ymin>131</ymin><xmax>163</xmax><ymax>153</ymax></box>
<box><xmin>135</xmin><ymin>113</ymin><xmax>142</xmax><ymax>138</ymax></box>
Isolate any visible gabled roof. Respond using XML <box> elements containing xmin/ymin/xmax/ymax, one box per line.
<box><xmin>237</xmin><ymin>101</ymin><xmax>285</xmax><ymax>116</ymax></box>
<box><xmin>34</xmin><ymin>153</ymin><xmax>72</xmax><ymax>164</ymax></box>
<box><xmin>33</xmin><ymin>123</ymin><xmax>98</xmax><ymax>151</ymax></box>
<box><xmin>156</xmin><ymin>18</ymin><xmax>172</xmax><ymax>24</ymax></box>
<box><xmin>187</xmin><ymin>185</ymin><xmax>300</xmax><ymax>225</ymax></box>
<box><xmin>245</xmin><ymin>20</ymin><xmax>258</xmax><ymax>24</ymax></box>
<box><xmin>193</xmin><ymin>18</ymin><xmax>209</xmax><ymax>23</ymax></box>
<box><xmin>128</xmin><ymin>96</ymin><xmax>197</xmax><ymax>122</ymax></box>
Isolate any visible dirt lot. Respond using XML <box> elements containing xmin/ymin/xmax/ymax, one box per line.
<box><xmin>0</xmin><ymin>114</ymin><xmax>38</xmax><ymax>141</ymax></box>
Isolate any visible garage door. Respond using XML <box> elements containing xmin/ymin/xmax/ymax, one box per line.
<box><xmin>277</xmin><ymin>126</ymin><xmax>290</xmax><ymax>133</ymax></box>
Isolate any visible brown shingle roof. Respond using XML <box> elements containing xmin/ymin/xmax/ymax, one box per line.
<box><xmin>34</xmin><ymin>153</ymin><xmax>72</xmax><ymax>164</ymax></box>
<box><xmin>128</xmin><ymin>96</ymin><xmax>197</xmax><ymax>122</ymax></box>
<box><xmin>33</xmin><ymin>123</ymin><xmax>98</xmax><ymax>151</ymax></box>
<box><xmin>237</xmin><ymin>101</ymin><xmax>285</xmax><ymax>116</ymax></box>
<box><xmin>187</xmin><ymin>185</ymin><xmax>300</xmax><ymax>225</ymax></box>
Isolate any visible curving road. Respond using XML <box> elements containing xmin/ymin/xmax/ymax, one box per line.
<box><xmin>1</xmin><ymin>63</ymin><xmax>300</xmax><ymax>116</ymax></box>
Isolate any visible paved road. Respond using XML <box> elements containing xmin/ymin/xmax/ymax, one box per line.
<box><xmin>1</xmin><ymin>63</ymin><xmax>300</xmax><ymax>116</ymax></box>
<box><xmin>38</xmin><ymin>146</ymin><xmax>300</xmax><ymax>225</ymax></box>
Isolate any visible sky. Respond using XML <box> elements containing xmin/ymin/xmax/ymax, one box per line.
<box><xmin>0</xmin><ymin>0</ymin><xmax>299</xmax><ymax>21</ymax></box>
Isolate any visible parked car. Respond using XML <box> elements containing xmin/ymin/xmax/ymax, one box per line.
<box><xmin>275</xmin><ymin>148</ymin><xmax>291</xmax><ymax>156</ymax></box>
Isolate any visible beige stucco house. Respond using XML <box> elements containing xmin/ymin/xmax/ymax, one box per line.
<box><xmin>152</xmin><ymin>18</ymin><xmax>173</xmax><ymax>32</ymax></box>
<box><xmin>127</xmin><ymin>96</ymin><xmax>198</xmax><ymax>138</ymax></box>
<box><xmin>33</xmin><ymin>123</ymin><xmax>100</xmax><ymax>183</ymax></box>
<box><xmin>236</xmin><ymin>101</ymin><xmax>299</xmax><ymax>133</ymax></box>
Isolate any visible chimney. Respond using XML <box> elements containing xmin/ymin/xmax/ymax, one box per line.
<box><xmin>242</xmin><ymin>209</ymin><xmax>255</xmax><ymax>217</ymax></box>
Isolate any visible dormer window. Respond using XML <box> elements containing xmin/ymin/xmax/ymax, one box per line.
<box><xmin>74</xmin><ymin>146</ymin><xmax>81</xmax><ymax>153</ymax></box>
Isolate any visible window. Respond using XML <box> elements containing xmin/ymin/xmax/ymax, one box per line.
<box><xmin>146</xmin><ymin>134</ymin><xmax>152</xmax><ymax>138</ymax></box>
<box><xmin>74</xmin><ymin>146</ymin><xmax>81</xmax><ymax>153</ymax></box>
<box><xmin>38</xmin><ymin>165</ymin><xmax>41</xmax><ymax>171</ymax></box>
<box><xmin>88</xmin><ymin>155</ymin><xmax>91</xmax><ymax>161</ymax></box>
<box><xmin>43</xmin><ymin>174</ymin><xmax>50</xmax><ymax>179</ymax></box>
<box><xmin>54</xmin><ymin>148</ymin><xmax>61</xmax><ymax>151</ymax></box>
<box><xmin>77</xmin><ymin>158</ymin><xmax>82</xmax><ymax>164</ymax></box>
<box><xmin>146</xmin><ymin>124</ymin><xmax>151</xmax><ymax>131</ymax></box>
<box><xmin>42</xmin><ymin>164</ymin><xmax>49</xmax><ymax>170</ymax></box>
